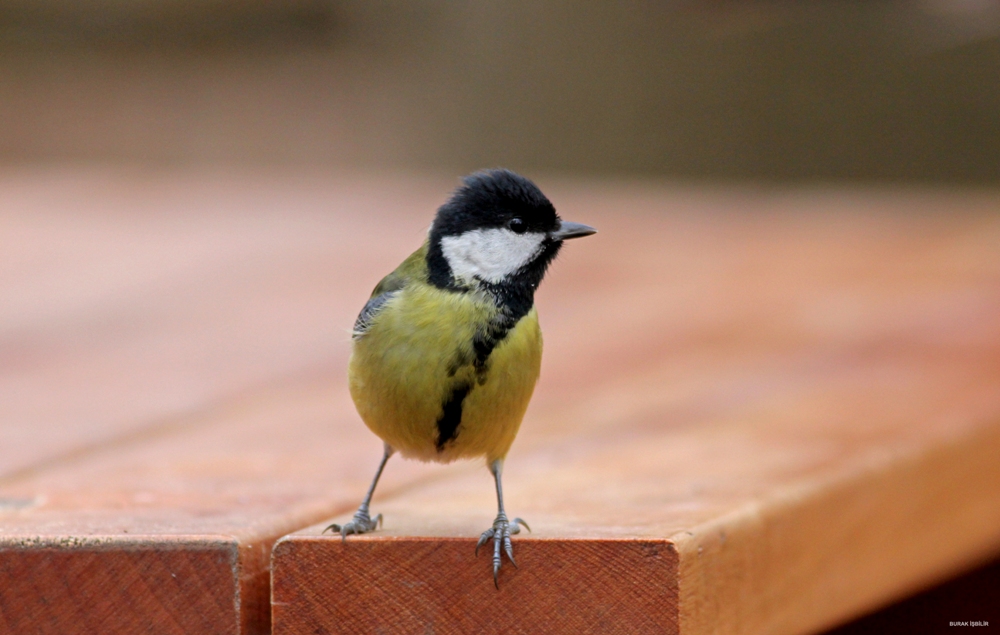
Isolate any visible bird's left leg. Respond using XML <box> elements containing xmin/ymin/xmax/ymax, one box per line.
<box><xmin>475</xmin><ymin>459</ymin><xmax>530</xmax><ymax>588</ymax></box>
<box><xmin>324</xmin><ymin>443</ymin><xmax>394</xmax><ymax>541</ymax></box>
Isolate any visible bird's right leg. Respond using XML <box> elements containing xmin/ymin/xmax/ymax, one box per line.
<box><xmin>476</xmin><ymin>459</ymin><xmax>530</xmax><ymax>588</ymax></box>
<box><xmin>324</xmin><ymin>443</ymin><xmax>394</xmax><ymax>540</ymax></box>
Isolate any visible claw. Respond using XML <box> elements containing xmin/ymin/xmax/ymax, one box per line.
<box><xmin>321</xmin><ymin>522</ymin><xmax>349</xmax><ymax>543</ymax></box>
<box><xmin>503</xmin><ymin>533</ymin><xmax>517</xmax><ymax>567</ymax></box>
<box><xmin>493</xmin><ymin>532</ymin><xmax>502</xmax><ymax>589</ymax></box>
<box><xmin>322</xmin><ymin>522</ymin><xmax>345</xmax><ymax>539</ymax></box>
<box><xmin>322</xmin><ymin>508</ymin><xmax>381</xmax><ymax>542</ymax></box>
<box><xmin>477</xmin><ymin>514</ymin><xmax>527</xmax><ymax>588</ymax></box>
<box><xmin>493</xmin><ymin>531</ymin><xmax>501</xmax><ymax>564</ymax></box>
<box><xmin>475</xmin><ymin>528</ymin><xmax>494</xmax><ymax>557</ymax></box>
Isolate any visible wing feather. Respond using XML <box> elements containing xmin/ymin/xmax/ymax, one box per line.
<box><xmin>351</xmin><ymin>242</ymin><xmax>428</xmax><ymax>339</ymax></box>
<box><xmin>352</xmin><ymin>290</ymin><xmax>397</xmax><ymax>338</ymax></box>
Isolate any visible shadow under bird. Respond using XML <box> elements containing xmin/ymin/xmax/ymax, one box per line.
<box><xmin>327</xmin><ymin>169</ymin><xmax>596</xmax><ymax>587</ymax></box>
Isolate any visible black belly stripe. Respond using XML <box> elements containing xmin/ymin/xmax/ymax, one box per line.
<box><xmin>436</xmin><ymin>383</ymin><xmax>471</xmax><ymax>450</ymax></box>
<box><xmin>473</xmin><ymin>315</ymin><xmax>515</xmax><ymax>371</ymax></box>
<box><xmin>473</xmin><ymin>279</ymin><xmax>535</xmax><ymax>373</ymax></box>
<box><xmin>435</xmin><ymin>279</ymin><xmax>537</xmax><ymax>451</ymax></box>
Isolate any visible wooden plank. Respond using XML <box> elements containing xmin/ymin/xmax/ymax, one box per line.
<box><xmin>0</xmin><ymin>168</ymin><xmax>455</xmax><ymax>632</ymax></box>
<box><xmin>0</xmin><ymin>374</ymin><xmax>447</xmax><ymax>634</ymax></box>
<box><xmin>0</xmin><ymin>539</ymin><xmax>245</xmax><ymax>634</ymax></box>
<box><xmin>4</xmin><ymin>172</ymin><xmax>1000</xmax><ymax>633</ymax></box>
<box><xmin>0</xmin><ymin>168</ymin><xmax>647</xmax><ymax>632</ymax></box>
<box><xmin>0</xmin><ymin>168</ymin><xmax>451</xmax><ymax>477</ymax></box>
<box><xmin>273</xmin><ymin>538</ymin><xmax>680</xmax><ymax>633</ymax></box>
<box><xmin>272</xmin><ymin>353</ymin><xmax>1000</xmax><ymax>635</ymax></box>
<box><xmin>271</xmin><ymin>189</ymin><xmax>1000</xmax><ymax>634</ymax></box>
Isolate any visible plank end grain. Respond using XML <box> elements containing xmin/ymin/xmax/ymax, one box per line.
<box><xmin>0</xmin><ymin>537</ymin><xmax>242</xmax><ymax>635</ymax></box>
<box><xmin>271</xmin><ymin>536</ymin><xmax>679</xmax><ymax>635</ymax></box>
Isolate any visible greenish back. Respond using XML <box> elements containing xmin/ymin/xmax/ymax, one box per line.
<box><xmin>371</xmin><ymin>242</ymin><xmax>428</xmax><ymax>298</ymax></box>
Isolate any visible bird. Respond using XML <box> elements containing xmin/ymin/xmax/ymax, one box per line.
<box><xmin>326</xmin><ymin>168</ymin><xmax>596</xmax><ymax>587</ymax></box>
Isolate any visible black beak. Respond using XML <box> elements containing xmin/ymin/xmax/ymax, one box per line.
<box><xmin>550</xmin><ymin>221</ymin><xmax>597</xmax><ymax>241</ymax></box>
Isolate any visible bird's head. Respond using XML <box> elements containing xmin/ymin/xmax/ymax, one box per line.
<box><xmin>427</xmin><ymin>169</ymin><xmax>595</xmax><ymax>291</ymax></box>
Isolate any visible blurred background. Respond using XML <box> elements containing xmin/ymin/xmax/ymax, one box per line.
<box><xmin>1</xmin><ymin>0</ymin><xmax>999</xmax><ymax>182</ymax></box>
<box><xmin>3</xmin><ymin>3</ymin><xmax>998</xmax><ymax>632</ymax></box>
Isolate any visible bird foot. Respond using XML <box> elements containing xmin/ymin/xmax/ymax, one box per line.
<box><xmin>323</xmin><ymin>508</ymin><xmax>382</xmax><ymax>541</ymax></box>
<box><xmin>476</xmin><ymin>513</ymin><xmax>530</xmax><ymax>588</ymax></box>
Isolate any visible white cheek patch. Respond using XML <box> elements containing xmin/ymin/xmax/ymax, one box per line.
<box><xmin>440</xmin><ymin>228</ymin><xmax>546</xmax><ymax>284</ymax></box>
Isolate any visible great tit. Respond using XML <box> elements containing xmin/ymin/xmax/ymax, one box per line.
<box><xmin>326</xmin><ymin>169</ymin><xmax>596</xmax><ymax>586</ymax></box>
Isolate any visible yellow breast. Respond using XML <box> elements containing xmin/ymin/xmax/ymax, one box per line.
<box><xmin>348</xmin><ymin>283</ymin><xmax>542</xmax><ymax>463</ymax></box>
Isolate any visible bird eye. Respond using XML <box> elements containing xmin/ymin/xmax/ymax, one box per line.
<box><xmin>508</xmin><ymin>217</ymin><xmax>527</xmax><ymax>234</ymax></box>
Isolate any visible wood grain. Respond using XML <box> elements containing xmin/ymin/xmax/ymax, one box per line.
<box><xmin>0</xmin><ymin>169</ymin><xmax>457</xmax><ymax>633</ymax></box>
<box><xmin>273</xmin><ymin>538</ymin><xmax>679</xmax><ymax>635</ymax></box>
<box><xmin>3</xmin><ymin>170</ymin><xmax>1000</xmax><ymax>633</ymax></box>
<box><xmin>272</xmin><ymin>187</ymin><xmax>1000</xmax><ymax>634</ymax></box>
<box><xmin>272</xmin><ymin>362</ymin><xmax>1000</xmax><ymax>634</ymax></box>
<box><xmin>0</xmin><ymin>371</ymin><xmax>479</xmax><ymax>634</ymax></box>
<box><xmin>0</xmin><ymin>539</ymin><xmax>242</xmax><ymax>634</ymax></box>
<box><xmin>0</xmin><ymin>169</ymin><xmax>647</xmax><ymax>633</ymax></box>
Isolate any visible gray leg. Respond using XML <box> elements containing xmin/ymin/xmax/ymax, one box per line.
<box><xmin>324</xmin><ymin>443</ymin><xmax>394</xmax><ymax>541</ymax></box>
<box><xmin>475</xmin><ymin>459</ymin><xmax>530</xmax><ymax>588</ymax></box>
